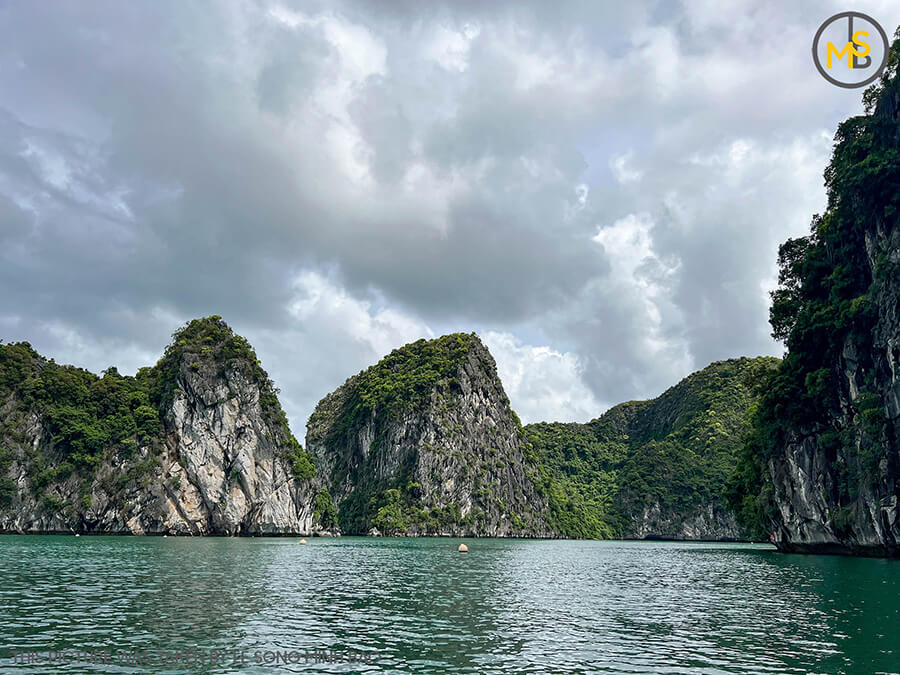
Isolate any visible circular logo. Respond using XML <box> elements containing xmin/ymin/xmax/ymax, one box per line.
<box><xmin>812</xmin><ymin>12</ymin><xmax>889</xmax><ymax>88</ymax></box>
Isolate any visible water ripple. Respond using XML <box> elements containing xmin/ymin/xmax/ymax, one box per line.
<box><xmin>0</xmin><ymin>537</ymin><xmax>897</xmax><ymax>673</ymax></box>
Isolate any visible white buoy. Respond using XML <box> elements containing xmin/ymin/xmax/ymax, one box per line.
<box><xmin>300</xmin><ymin>539</ymin><xmax>308</xmax><ymax>545</ymax></box>
<box><xmin>458</xmin><ymin>543</ymin><xmax>468</xmax><ymax>553</ymax></box>
<box><xmin>163</xmin><ymin>535</ymin><xmax>168</xmax><ymax>538</ymax></box>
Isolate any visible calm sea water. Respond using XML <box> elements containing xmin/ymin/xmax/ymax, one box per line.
<box><xmin>0</xmin><ymin>537</ymin><xmax>897</xmax><ymax>674</ymax></box>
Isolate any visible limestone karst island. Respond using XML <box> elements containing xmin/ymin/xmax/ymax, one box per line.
<box><xmin>3</xmin><ymin>6</ymin><xmax>900</xmax><ymax>674</ymax></box>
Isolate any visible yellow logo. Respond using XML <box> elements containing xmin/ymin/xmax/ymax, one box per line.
<box><xmin>826</xmin><ymin>30</ymin><xmax>870</xmax><ymax>69</ymax></box>
<box><xmin>813</xmin><ymin>12</ymin><xmax>888</xmax><ymax>88</ymax></box>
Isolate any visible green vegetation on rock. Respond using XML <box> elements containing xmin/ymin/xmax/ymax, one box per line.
<box><xmin>152</xmin><ymin>316</ymin><xmax>278</xmax><ymax>413</ymax></box>
<box><xmin>353</xmin><ymin>333</ymin><xmax>476</xmax><ymax>413</ymax></box>
<box><xmin>527</xmin><ymin>357</ymin><xmax>779</xmax><ymax>539</ymax></box>
<box><xmin>309</xmin><ymin>333</ymin><xmax>478</xmax><ymax>442</ymax></box>
<box><xmin>729</xmin><ymin>35</ymin><xmax>900</xmax><ymax>539</ymax></box>
<box><xmin>308</xmin><ymin>333</ymin><xmax>484</xmax><ymax>534</ymax></box>
<box><xmin>0</xmin><ymin>340</ymin><xmax>163</xmax><ymax>507</ymax></box>
<box><xmin>0</xmin><ymin>444</ymin><xmax>15</xmax><ymax>508</ymax></box>
<box><xmin>155</xmin><ymin>317</ymin><xmax>313</xmax><ymax>464</ymax></box>
<box><xmin>365</xmin><ymin>482</ymin><xmax>471</xmax><ymax>535</ymax></box>
<box><xmin>313</xmin><ymin>489</ymin><xmax>338</xmax><ymax>530</ymax></box>
<box><xmin>307</xmin><ymin>332</ymin><xmax>543</xmax><ymax>536</ymax></box>
<box><xmin>525</xmin><ymin>421</ymin><xmax>622</xmax><ymax>538</ymax></box>
<box><xmin>335</xmin><ymin>477</ymin><xmax>474</xmax><ymax>535</ymax></box>
<box><xmin>0</xmin><ymin>316</ymin><xmax>319</xmax><ymax>525</ymax></box>
<box><xmin>286</xmin><ymin>438</ymin><xmax>316</xmax><ymax>480</ymax></box>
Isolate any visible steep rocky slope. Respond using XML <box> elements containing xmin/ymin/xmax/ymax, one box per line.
<box><xmin>732</xmin><ymin>38</ymin><xmax>900</xmax><ymax>556</ymax></box>
<box><xmin>527</xmin><ymin>357</ymin><xmax>778</xmax><ymax>540</ymax></box>
<box><xmin>306</xmin><ymin>333</ymin><xmax>552</xmax><ymax>536</ymax></box>
<box><xmin>0</xmin><ymin>317</ymin><xmax>326</xmax><ymax>535</ymax></box>
<box><xmin>0</xmin><ymin>318</ymin><xmax>779</xmax><ymax>541</ymax></box>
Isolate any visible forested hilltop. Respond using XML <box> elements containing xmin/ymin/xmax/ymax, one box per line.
<box><xmin>306</xmin><ymin>333</ymin><xmax>553</xmax><ymax>537</ymax></box>
<box><xmin>526</xmin><ymin>357</ymin><xmax>778</xmax><ymax>540</ymax></box>
<box><xmin>0</xmin><ymin>317</ymin><xmax>326</xmax><ymax>535</ymax></box>
<box><xmin>730</xmin><ymin>33</ymin><xmax>900</xmax><ymax>556</ymax></box>
<box><xmin>306</xmin><ymin>329</ymin><xmax>775</xmax><ymax>540</ymax></box>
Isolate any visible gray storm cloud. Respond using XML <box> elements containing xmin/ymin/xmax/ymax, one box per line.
<box><xmin>1</xmin><ymin>0</ymin><xmax>897</xmax><ymax>429</ymax></box>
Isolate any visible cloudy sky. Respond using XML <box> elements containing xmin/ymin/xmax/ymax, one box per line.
<box><xmin>1</xmin><ymin>1</ymin><xmax>898</xmax><ymax>432</ymax></box>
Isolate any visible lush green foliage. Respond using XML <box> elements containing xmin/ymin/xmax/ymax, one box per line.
<box><xmin>354</xmin><ymin>333</ymin><xmax>476</xmax><ymax>414</ymax></box>
<box><xmin>151</xmin><ymin>316</ymin><xmax>276</xmax><ymax>410</ymax></box>
<box><xmin>527</xmin><ymin>357</ymin><xmax>778</xmax><ymax>538</ymax></box>
<box><xmin>285</xmin><ymin>437</ymin><xmax>316</xmax><ymax>480</ymax></box>
<box><xmin>371</xmin><ymin>487</ymin><xmax>417</xmax><ymax>533</ymax></box>
<box><xmin>0</xmin><ymin>342</ymin><xmax>162</xmax><ymax>471</ymax></box>
<box><xmin>310</xmin><ymin>333</ymin><xmax>478</xmax><ymax>440</ymax></box>
<box><xmin>729</xmin><ymin>35</ymin><xmax>900</xmax><ymax>538</ymax></box>
<box><xmin>313</xmin><ymin>489</ymin><xmax>338</xmax><ymax>530</ymax></box>
<box><xmin>335</xmin><ymin>478</ymin><xmax>476</xmax><ymax>535</ymax></box>
<box><xmin>339</xmin><ymin>481</ymin><xmax>424</xmax><ymax>534</ymax></box>
<box><xmin>526</xmin><ymin>421</ymin><xmax>623</xmax><ymax>538</ymax></box>
<box><xmin>0</xmin><ymin>444</ymin><xmax>15</xmax><ymax>508</ymax></box>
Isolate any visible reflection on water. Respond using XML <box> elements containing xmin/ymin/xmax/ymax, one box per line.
<box><xmin>0</xmin><ymin>536</ymin><xmax>897</xmax><ymax>673</ymax></box>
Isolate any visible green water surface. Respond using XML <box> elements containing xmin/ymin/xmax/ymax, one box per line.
<box><xmin>0</xmin><ymin>537</ymin><xmax>897</xmax><ymax>673</ymax></box>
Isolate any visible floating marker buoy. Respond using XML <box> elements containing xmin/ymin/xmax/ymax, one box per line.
<box><xmin>163</xmin><ymin>535</ymin><xmax>167</xmax><ymax>538</ymax></box>
<box><xmin>458</xmin><ymin>543</ymin><xmax>468</xmax><ymax>553</ymax></box>
<box><xmin>74</xmin><ymin>534</ymin><xmax>80</xmax><ymax>537</ymax></box>
<box><xmin>300</xmin><ymin>539</ymin><xmax>308</xmax><ymax>545</ymax></box>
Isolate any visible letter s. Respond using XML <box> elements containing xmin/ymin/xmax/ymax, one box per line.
<box><xmin>852</xmin><ymin>30</ymin><xmax>871</xmax><ymax>57</ymax></box>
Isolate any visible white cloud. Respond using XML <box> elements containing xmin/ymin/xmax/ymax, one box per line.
<box><xmin>288</xmin><ymin>269</ymin><xmax>432</xmax><ymax>358</ymax></box>
<box><xmin>267</xmin><ymin>7</ymin><xmax>388</xmax><ymax>188</ymax></box>
<box><xmin>610</xmin><ymin>151</ymin><xmax>643</xmax><ymax>184</ymax></box>
<box><xmin>592</xmin><ymin>213</ymin><xmax>685</xmax><ymax>367</ymax></box>
<box><xmin>482</xmin><ymin>331</ymin><xmax>602</xmax><ymax>424</ymax></box>
<box><xmin>248</xmin><ymin>270</ymin><xmax>436</xmax><ymax>431</ymax></box>
<box><xmin>423</xmin><ymin>23</ymin><xmax>480</xmax><ymax>72</ymax></box>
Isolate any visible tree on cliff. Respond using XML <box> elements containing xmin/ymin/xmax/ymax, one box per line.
<box><xmin>728</xmin><ymin>30</ymin><xmax>900</xmax><ymax>538</ymax></box>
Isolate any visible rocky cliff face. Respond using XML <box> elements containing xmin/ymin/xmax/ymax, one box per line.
<box><xmin>625</xmin><ymin>502</ymin><xmax>744</xmax><ymax>541</ymax></box>
<box><xmin>0</xmin><ymin>317</ymin><xmax>323</xmax><ymax>535</ymax></box>
<box><xmin>306</xmin><ymin>333</ymin><xmax>553</xmax><ymax>536</ymax></box>
<box><xmin>769</xmin><ymin>195</ymin><xmax>900</xmax><ymax>556</ymax></box>
<box><xmin>742</xmin><ymin>45</ymin><xmax>900</xmax><ymax>556</ymax></box>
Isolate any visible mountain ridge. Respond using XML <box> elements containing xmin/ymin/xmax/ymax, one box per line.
<box><xmin>306</xmin><ymin>333</ymin><xmax>552</xmax><ymax>537</ymax></box>
<box><xmin>525</xmin><ymin>356</ymin><xmax>779</xmax><ymax>540</ymax></box>
<box><xmin>0</xmin><ymin>316</ymin><xmax>325</xmax><ymax>535</ymax></box>
<box><xmin>1</xmin><ymin>319</ymin><xmax>773</xmax><ymax>540</ymax></box>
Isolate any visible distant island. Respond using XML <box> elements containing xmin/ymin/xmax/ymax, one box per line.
<box><xmin>0</xmin><ymin>315</ymin><xmax>771</xmax><ymax>541</ymax></box>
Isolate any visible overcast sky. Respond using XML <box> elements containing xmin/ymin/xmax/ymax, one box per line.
<box><xmin>2</xmin><ymin>1</ymin><xmax>899</xmax><ymax>432</ymax></box>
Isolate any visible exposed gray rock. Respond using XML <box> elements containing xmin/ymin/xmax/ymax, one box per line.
<box><xmin>0</xmin><ymin>318</ymin><xmax>321</xmax><ymax>536</ymax></box>
<box><xmin>306</xmin><ymin>333</ymin><xmax>554</xmax><ymax>537</ymax></box>
<box><xmin>624</xmin><ymin>502</ymin><xmax>745</xmax><ymax>541</ymax></box>
<box><xmin>768</xmin><ymin>80</ymin><xmax>900</xmax><ymax>557</ymax></box>
<box><xmin>770</xmin><ymin>214</ymin><xmax>900</xmax><ymax>556</ymax></box>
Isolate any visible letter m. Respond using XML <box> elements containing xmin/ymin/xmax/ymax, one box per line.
<box><xmin>826</xmin><ymin>41</ymin><xmax>854</xmax><ymax>69</ymax></box>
